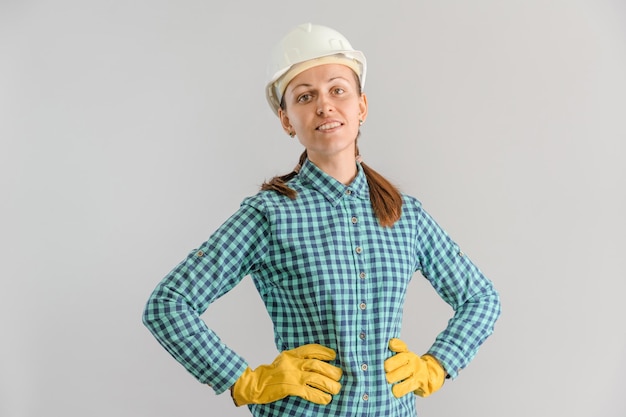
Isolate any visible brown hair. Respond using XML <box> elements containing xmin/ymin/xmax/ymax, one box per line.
<box><xmin>261</xmin><ymin>143</ymin><xmax>402</xmax><ymax>227</ymax></box>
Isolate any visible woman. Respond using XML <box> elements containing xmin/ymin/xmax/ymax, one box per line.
<box><xmin>143</xmin><ymin>23</ymin><xmax>501</xmax><ymax>416</ymax></box>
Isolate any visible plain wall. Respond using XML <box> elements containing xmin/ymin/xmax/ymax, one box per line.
<box><xmin>1</xmin><ymin>1</ymin><xmax>625</xmax><ymax>416</ymax></box>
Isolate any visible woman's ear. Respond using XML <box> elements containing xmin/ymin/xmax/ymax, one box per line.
<box><xmin>359</xmin><ymin>93</ymin><xmax>368</xmax><ymax>124</ymax></box>
<box><xmin>278</xmin><ymin>108</ymin><xmax>293</xmax><ymax>135</ymax></box>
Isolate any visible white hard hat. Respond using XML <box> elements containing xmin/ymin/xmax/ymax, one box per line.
<box><xmin>265</xmin><ymin>23</ymin><xmax>367</xmax><ymax>116</ymax></box>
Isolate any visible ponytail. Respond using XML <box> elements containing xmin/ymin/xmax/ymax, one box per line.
<box><xmin>261</xmin><ymin>150</ymin><xmax>308</xmax><ymax>199</ymax></box>
<box><xmin>261</xmin><ymin>145</ymin><xmax>402</xmax><ymax>228</ymax></box>
<box><xmin>357</xmin><ymin>145</ymin><xmax>403</xmax><ymax>228</ymax></box>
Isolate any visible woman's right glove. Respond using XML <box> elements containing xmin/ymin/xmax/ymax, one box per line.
<box><xmin>231</xmin><ymin>344</ymin><xmax>343</xmax><ymax>406</ymax></box>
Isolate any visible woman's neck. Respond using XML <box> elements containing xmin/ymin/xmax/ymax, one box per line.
<box><xmin>308</xmin><ymin>151</ymin><xmax>358</xmax><ymax>185</ymax></box>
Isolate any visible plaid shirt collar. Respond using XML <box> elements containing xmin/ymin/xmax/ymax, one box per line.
<box><xmin>298</xmin><ymin>158</ymin><xmax>370</xmax><ymax>205</ymax></box>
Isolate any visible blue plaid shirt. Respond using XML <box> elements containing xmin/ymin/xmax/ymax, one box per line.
<box><xmin>143</xmin><ymin>159</ymin><xmax>500</xmax><ymax>416</ymax></box>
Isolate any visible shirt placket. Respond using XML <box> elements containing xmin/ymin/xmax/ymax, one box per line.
<box><xmin>345</xmin><ymin>187</ymin><xmax>371</xmax><ymax>408</ymax></box>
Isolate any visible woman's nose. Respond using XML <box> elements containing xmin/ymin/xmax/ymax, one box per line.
<box><xmin>316</xmin><ymin>94</ymin><xmax>333</xmax><ymax>115</ymax></box>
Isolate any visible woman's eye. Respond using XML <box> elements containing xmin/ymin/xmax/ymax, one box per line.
<box><xmin>297</xmin><ymin>94</ymin><xmax>311</xmax><ymax>103</ymax></box>
<box><xmin>333</xmin><ymin>88</ymin><xmax>345</xmax><ymax>95</ymax></box>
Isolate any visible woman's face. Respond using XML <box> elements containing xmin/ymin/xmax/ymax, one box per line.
<box><xmin>279</xmin><ymin>64</ymin><xmax>368</xmax><ymax>163</ymax></box>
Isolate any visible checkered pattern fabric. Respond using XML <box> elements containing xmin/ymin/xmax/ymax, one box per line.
<box><xmin>143</xmin><ymin>159</ymin><xmax>500</xmax><ymax>416</ymax></box>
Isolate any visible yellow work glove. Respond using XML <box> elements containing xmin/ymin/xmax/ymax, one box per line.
<box><xmin>384</xmin><ymin>338</ymin><xmax>446</xmax><ymax>398</ymax></box>
<box><xmin>231</xmin><ymin>344</ymin><xmax>343</xmax><ymax>407</ymax></box>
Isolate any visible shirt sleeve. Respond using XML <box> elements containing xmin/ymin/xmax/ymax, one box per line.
<box><xmin>412</xmin><ymin>200</ymin><xmax>501</xmax><ymax>379</ymax></box>
<box><xmin>142</xmin><ymin>196</ymin><xmax>270</xmax><ymax>394</ymax></box>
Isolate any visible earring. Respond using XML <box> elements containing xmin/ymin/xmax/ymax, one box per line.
<box><xmin>359</xmin><ymin>119</ymin><xmax>364</xmax><ymax>126</ymax></box>
<box><xmin>289</xmin><ymin>131</ymin><xmax>295</xmax><ymax>138</ymax></box>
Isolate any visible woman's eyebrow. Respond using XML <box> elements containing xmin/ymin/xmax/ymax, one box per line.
<box><xmin>294</xmin><ymin>76</ymin><xmax>349</xmax><ymax>87</ymax></box>
<box><xmin>291</xmin><ymin>82</ymin><xmax>313</xmax><ymax>90</ymax></box>
<box><xmin>328</xmin><ymin>76</ymin><xmax>349</xmax><ymax>83</ymax></box>
<box><xmin>290</xmin><ymin>76</ymin><xmax>350</xmax><ymax>93</ymax></box>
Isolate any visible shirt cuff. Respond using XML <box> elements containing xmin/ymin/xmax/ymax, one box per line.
<box><xmin>203</xmin><ymin>355</ymin><xmax>249</xmax><ymax>395</ymax></box>
<box><xmin>426</xmin><ymin>339</ymin><xmax>472</xmax><ymax>380</ymax></box>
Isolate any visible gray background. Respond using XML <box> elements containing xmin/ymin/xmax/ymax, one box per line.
<box><xmin>1</xmin><ymin>1</ymin><xmax>625</xmax><ymax>416</ymax></box>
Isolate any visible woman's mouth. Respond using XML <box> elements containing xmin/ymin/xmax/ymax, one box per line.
<box><xmin>317</xmin><ymin>121</ymin><xmax>342</xmax><ymax>131</ymax></box>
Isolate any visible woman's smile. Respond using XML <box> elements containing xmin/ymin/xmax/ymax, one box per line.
<box><xmin>316</xmin><ymin>120</ymin><xmax>343</xmax><ymax>131</ymax></box>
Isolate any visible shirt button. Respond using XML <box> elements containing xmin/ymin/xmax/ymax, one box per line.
<box><xmin>359</xmin><ymin>332</ymin><xmax>366</xmax><ymax>340</ymax></box>
<box><xmin>355</xmin><ymin>246</ymin><xmax>362</xmax><ymax>254</ymax></box>
<box><xmin>361</xmin><ymin>363</ymin><xmax>368</xmax><ymax>371</ymax></box>
<box><xmin>362</xmin><ymin>393</ymin><xmax>369</xmax><ymax>401</ymax></box>
<box><xmin>345</xmin><ymin>189</ymin><xmax>352</xmax><ymax>195</ymax></box>
<box><xmin>196</xmin><ymin>250</ymin><xmax>204</xmax><ymax>257</ymax></box>
<box><xmin>359</xmin><ymin>302</ymin><xmax>367</xmax><ymax>310</ymax></box>
<box><xmin>351</xmin><ymin>216</ymin><xmax>358</xmax><ymax>224</ymax></box>
<box><xmin>359</xmin><ymin>272</ymin><xmax>366</xmax><ymax>279</ymax></box>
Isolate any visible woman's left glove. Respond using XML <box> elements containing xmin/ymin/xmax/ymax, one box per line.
<box><xmin>384</xmin><ymin>338</ymin><xmax>446</xmax><ymax>398</ymax></box>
